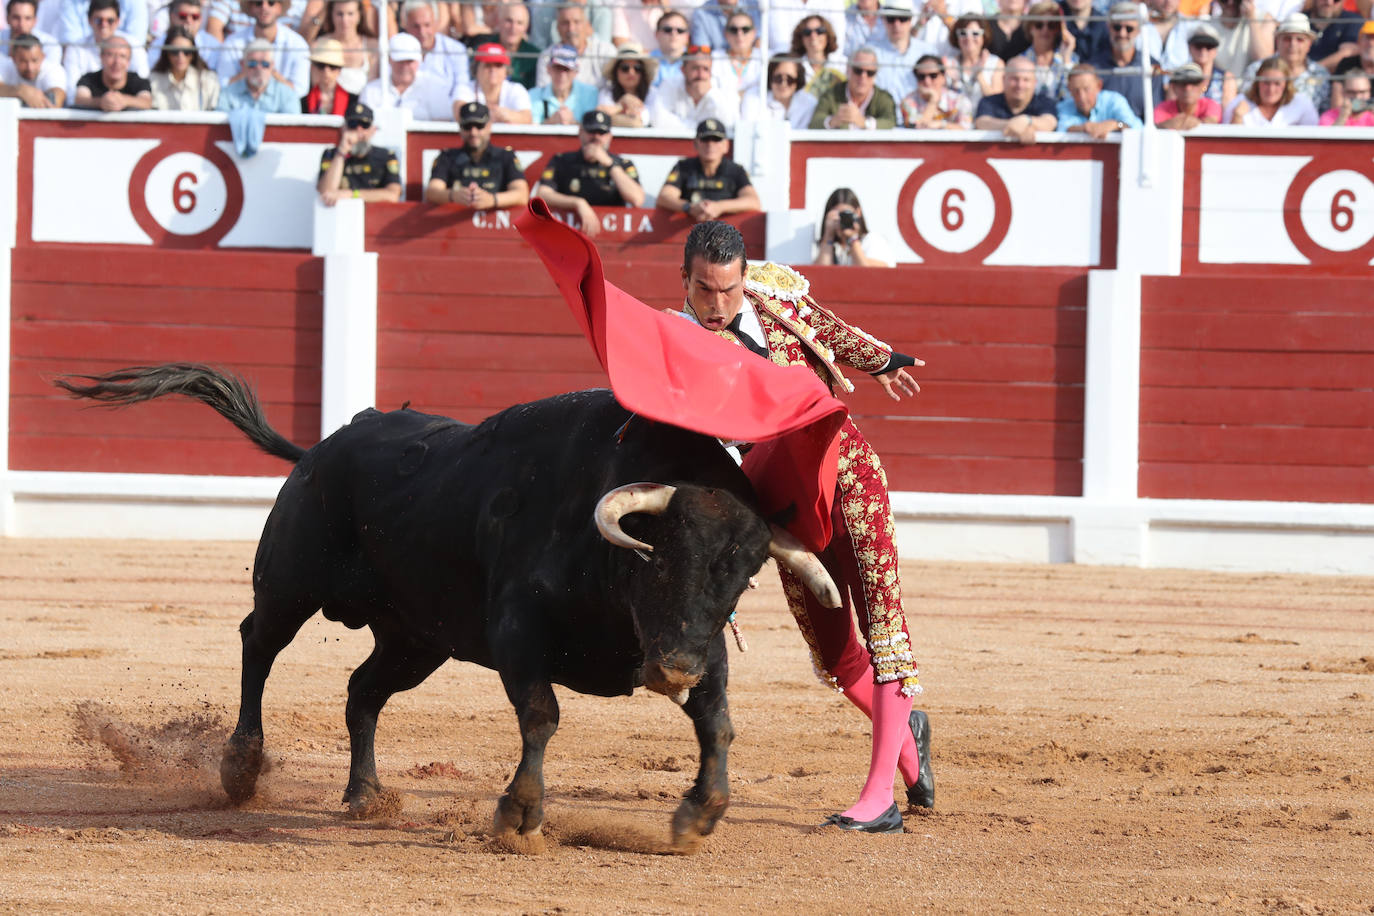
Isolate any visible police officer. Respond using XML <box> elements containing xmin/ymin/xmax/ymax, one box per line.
<box><xmin>533</xmin><ymin>110</ymin><xmax>645</xmax><ymax>238</ymax></box>
<box><xmin>654</xmin><ymin>118</ymin><xmax>762</xmax><ymax>223</ymax></box>
<box><xmin>317</xmin><ymin>101</ymin><xmax>403</xmax><ymax>206</ymax></box>
<box><xmin>424</xmin><ymin>102</ymin><xmax>531</xmax><ymax>211</ymax></box>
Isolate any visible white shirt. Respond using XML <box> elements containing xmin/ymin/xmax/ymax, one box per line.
<box><xmin>150</xmin><ymin>66</ymin><xmax>221</xmax><ymax>110</ymax></box>
<box><xmin>420</xmin><ymin>33</ymin><xmax>470</xmax><ymax>96</ymax></box>
<box><xmin>767</xmin><ymin>0</ymin><xmax>846</xmax><ymax>57</ymax></box>
<box><xmin>596</xmin><ymin>85</ymin><xmax>659</xmax><ymax>125</ymax></box>
<box><xmin>1143</xmin><ymin>17</ymin><xmax>1202</xmax><ymax>72</ymax></box>
<box><xmin>1227</xmin><ymin>93</ymin><xmax>1319</xmax><ymax>126</ymax></box>
<box><xmin>0</xmin><ymin>53</ymin><xmax>67</xmax><ymax>97</ymax></box>
<box><xmin>740</xmin><ymin>87</ymin><xmax>818</xmax><ymax>129</ymax></box>
<box><xmin>216</xmin><ymin>24</ymin><xmax>310</xmax><ymax>96</ymax></box>
<box><xmin>818</xmin><ymin>231</ymin><xmax>898</xmax><ymax>267</ymax></box>
<box><xmin>361</xmin><ymin>70</ymin><xmax>455</xmax><ymax>121</ymax></box>
<box><xmin>63</xmin><ymin>37</ymin><xmax>150</xmax><ymax>98</ymax></box>
<box><xmin>455</xmin><ymin>78</ymin><xmax>533</xmax><ymax>115</ymax></box>
<box><xmin>650</xmin><ymin>78</ymin><xmax>740</xmax><ymax>132</ymax></box>
<box><xmin>711</xmin><ymin>49</ymin><xmax>764</xmax><ymax>101</ymax></box>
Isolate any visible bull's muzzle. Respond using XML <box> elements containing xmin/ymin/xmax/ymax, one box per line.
<box><xmin>643</xmin><ymin>660</ymin><xmax>703</xmax><ymax>705</ymax></box>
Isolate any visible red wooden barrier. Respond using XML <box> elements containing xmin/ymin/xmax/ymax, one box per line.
<box><xmin>1139</xmin><ymin>274</ymin><xmax>1374</xmax><ymax>503</ymax></box>
<box><xmin>8</xmin><ymin>247</ymin><xmax>323</xmax><ymax>476</ymax></box>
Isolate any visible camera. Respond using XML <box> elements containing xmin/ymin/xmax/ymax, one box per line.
<box><xmin>838</xmin><ymin>209</ymin><xmax>856</xmax><ymax>230</ymax></box>
<box><xmin>1351</xmin><ymin>98</ymin><xmax>1371</xmax><ymax>114</ymax></box>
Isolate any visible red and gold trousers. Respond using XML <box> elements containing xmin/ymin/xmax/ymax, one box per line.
<box><xmin>775</xmin><ymin>419</ymin><xmax>921</xmax><ymax>697</ymax></box>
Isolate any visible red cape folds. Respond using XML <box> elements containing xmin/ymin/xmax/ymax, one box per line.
<box><xmin>515</xmin><ymin>200</ymin><xmax>847</xmax><ymax>551</ymax></box>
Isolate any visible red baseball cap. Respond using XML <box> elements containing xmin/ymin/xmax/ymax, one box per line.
<box><xmin>474</xmin><ymin>42</ymin><xmax>510</xmax><ymax>65</ymax></box>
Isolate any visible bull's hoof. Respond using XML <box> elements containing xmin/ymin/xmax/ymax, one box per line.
<box><xmin>342</xmin><ymin>777</ymin><xmax>382</xmax><ymax>813</ymax></box>
<box><xmin>492</xmin><ymin>793</ymin><xmax>546</xmax><ymax>854</ymax></box>
<box><xmin>669</xmin><ymin>794</ymin><xmax>727</xmax><ymax>854</ymax></box>
<box><xmin>345</xmin><ymin>786</ymin><xmax>403</xmax><ymax>821</ymax></box>
<box><xmin>220</xmin><ymin>734</ymin><xmax>264</xmax><ymax>805</ymax></box>
<box><xmin>491</xmin><ymin>823</ymin><xmax>547</xmax><ymax>855</ymax></box>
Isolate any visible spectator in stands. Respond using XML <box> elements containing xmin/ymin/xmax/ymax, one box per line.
<box><xmin>454</xmin><ymin>41</ymin><xmax>532</xmax><ymax>122</ymax></box>
<box><xmin>1061</xmin><ymin>0</ymin><xmax>1108</xmax><ymax>64</ymax></box>
<box><xmin>150</xmin><ymin>24</ymin><xmax>220</xmax><ymax>108</ymax></box>
<box><xmin>650</xmin><ymin>44</ymin><xmax>739</xmax><ymax>131</ymax></box>
<box><xmin>300</xmin><ymin>37</ymin><xmax>351</xmax><ymax>112</ymax></box>
<box><xmin>740</xmin><ymin>53</ymin><xmax>818</xmax><ymax>128</ymax></box>
<box><xmin>713</xmin><ymin>9</ymin><xmax>763</xmax><ymax>101</ymax></box>
<box><xmin>463</xmin><ymin>1</ymin><xmax>538</xmax><ymax>88</ymax></box>
<box><xmin>650</xmin><ymin>8</ymin><xmax>689</xmax><ymax>87</ymax></box>
<box><xmin>1144</xmin><ymin>0</ymin><xmax>1200</xmax><ymax>72</ymax></box>
<box><xmin>0</xmin><ymin>32</ymin><xmax>66</xmax><ymax>106</ymax></box>
<box><xmin>1320</xmin><ymin>71</ymin><xmax>1373</xmax><ymax>124</ymax></box>
<box><xmin>56</xmin><ymin>0</ymin><xmax>145</xmax><ymax>53</ymax></box>
<box><xmin>529</xmin><ymin>42</ymin><xmax>597</xmax><ymax>123</ymax></box>
<box><xmin>425</xmin><ymin>101</ymin><xmax>531</xmax><ymax>210</ymax></box>
<box><xmin>356</xmin><ymin>32</ymin><xmax>449</xmax><ymax>118</ymax></box>
<box><xmin>1211</xmin><ymin>0</ymin><xmax>1275</xmax><ymax>78</ymax></box>
<box><xmin>1243</xmin><ymin>14</ymin><xmax>1330</xmax><ymax>110</ymax></box>
<box><xmin>656</xmin><ymin>117</ymin><xmax>760</xmax><ymax>220</ymax></box>
<box><xmin>814</xmin><ymin>187</ymin><xmax>895</xmax><ymax>267</ymax></box>
<box><xmin>846</xmin><ymin>0</ymin><xmax>884</xmax><ymax>57</ymax></box>
<box><xmin>1154</xmin><ymin>61</ymin><xmax>1220</xmax><ymax>127</ymax></box>
<box><xmin>987</xmin><ymin>0</ymin><xmax>1030</xmax><ymax>61</ymax></box>
<box><xmin>610</xmin><ymin>0</ymin><xmax>670</xmax><ymax>51</ymax></box>
<box><xmin>206</xmin><ymin>0</ymin><xmax>251</xmax><ymax>42</ymax></box>
<box><xmin>3</xmin><ymin>0</ymin><xmax>60</xmax><ymax>55</ymax></box>
<box><xmin>768</xmin><ymin>0</ymin><xmax>845</xmax><ymax>58</ymax></box>
<box><xmin>217</xmin><ymin>0</ymin><xmax>310</xmax><ymax>95</ymax></box>
<box><xmin>692</xmin><ymin>0</ymin><xmax>759</xmax><ymax>54</ymax></box>
<box><xmin>217</xmin><ymin>36</ymin><xmax>300</xmax><ymax>110</ymax></box>
<box><xmin>1309</xmin><ymin>0</ymin><xmax>1363</xmax><ymax>73</ymax></box>
<box><xmin>1018</xmin><ymin>0</ymin><xmax>1074</xmax><ymax>99</ymax></box>
<box><xmin>530</xmin><ymin>0</ymin><xmax>614</xmax><ymax>51</ymax></box>
<box><xmin>811</xmin><ymin>46</ymin><xmax>898</xmax><ymax>128</ymax></box>
<box><xmin>874</xmin><ymin>0</ymin><xmax>938</xmax><ymax>102</ymax></box>
<box><xmin>1329</xmin><ymin>21</ymin><xmax>1374</xmax><ymax>112</ymax></box>
<box><xmin>534</xmin><ymin>109</ymin><xmax>644</xmax><ymax>236</ymax></box>
<box><xmin>974</xmin><ymin>55</ymin><xmax>1056</xmax><ymax>140</ymax></box>
<box><xmin>1229</xmin><ymin>55</ymin><xmax>1319</xmax><ymax>124</ymax></box>
<box><xmin>402</xmin><ymin>0</ymin><xmax>469</xmax><ymax>94</ymax></box>
<box><xmin>1090</xmin><ymin>1</ymin><xmax>1163</xmax><ymax>120</ymax></box>
<box><xmin>1055</xmin><ymin>62</ymin><xmax>1139</xmax><ymax>135</ymax></box>
<box><xmin>72</xmin><ymin>33</ymin><xmax>152</xmax><ymax>107</ymax></box>
<box><xmin>536</xmin><ymin>1</ymin><xmax>613</xmax><ymax>89</ymax></box>
<box><xmin>1186</xmin><ymin>24</ymin><xmax>1236</xmax><ymax>109</ymax></box>
<box><xmin>62</xmin><ymin>0</ymin><xmax>149</xmax><ymax>100</ymax></box>
<box><xmin>597</xmin><ymin>41</ymin><xmax>656</xmax><ymax>126</ymax></box>
<box><xmin>791</xmin><ymin>13</ymin><xmax>847</xmax><ymax>99</ymax></box>
<box><xmin>148</xmin><ymin>1</ymin><xmax>219</xmax><ymax>68</ymax></box>
<box><xmin>944</xmin><ymin>14</ymin><xmax>1003</xmax><ymax>110</ymax></box>
<box><xmin>317</xmin><ymin>100</ymin><xmax>403</xmax><ymax>205</ymax></box>
<box><xmin>313</xmin><ymin>0</ymin><xmax>375</xmax><ymax>94</ymax></box>
<box><xmin>900</xmin><ymin>53</ymin><xmax>972</xmax><ymax>127</ymax></box>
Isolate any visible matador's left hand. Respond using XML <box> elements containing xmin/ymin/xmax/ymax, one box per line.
<box><xmin>875</xmin><ymin>363</ymin><xmax>923</xmax><ymax>401</ymax></box>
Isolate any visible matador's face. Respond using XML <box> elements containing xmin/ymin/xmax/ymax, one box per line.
<box><xmin>682</xmin><ymin>256</ymin><xmax>746</xmax><ymax>332</ymax></box>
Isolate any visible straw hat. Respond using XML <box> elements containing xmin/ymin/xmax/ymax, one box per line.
<box><xmin>603</xmin><ymin>43</ymin><xmax>658</xmax><ymax>85</ymax></box>
<box><xmin>309</xmin><ymin>38</ymin><xmax>346</xmax><ymax>68</ymax></box>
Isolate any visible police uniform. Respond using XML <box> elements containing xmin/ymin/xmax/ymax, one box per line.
<box><xmin>539</xmin><ymin>150</ymin><xmax>641</xmax><ymax>207</ymax></box>
<box><xmin>318</xmin><ymin>145</ymin><xmax>402</xmax><ymax>191</ymax></box>
<box><xmin>662</xmin><ymin>156</ymin><xmax>752</xmax><ymax>205</ymax></box>
<box><xmin>430</xmin><ymin>144</ymin><xmax>524</xmax><ymax>194</ymax></box>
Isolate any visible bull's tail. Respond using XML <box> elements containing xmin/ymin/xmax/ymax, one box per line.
<box><xmin>54</xmin><ymin>363</ymin><xmax>307</xmax><ymax>463</ymax></box>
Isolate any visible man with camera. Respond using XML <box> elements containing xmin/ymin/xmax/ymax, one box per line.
<box><xmin>317</xmin><ymin>101</ymin><xmax>404</xmax><ymax>206</ymax></box>
<box><xmin>815</xmin><ymin>188</ymin><xmax>895</xmax><ymax>267</ymax></box>
<box><xmin>1321</xmin><ymin>72</ymin><xmax>1374</xmax><ymax>125</ymax></box>
<box><xmin>533</xmin><ymin>110</ymin><xmax>645</xmax><ymax>238</ymax></box>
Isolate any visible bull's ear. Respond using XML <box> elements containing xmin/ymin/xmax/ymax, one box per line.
<box><xmin>767</xmin><ymin>502</ymin><xmax>798</xmax><ymax>528</ymax></box>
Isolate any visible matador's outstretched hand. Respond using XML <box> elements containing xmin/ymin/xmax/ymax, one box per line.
<box><xmin>874</xmin><ymin>362</ymin><xmax>923</xmax><ymax>401</ymax></box>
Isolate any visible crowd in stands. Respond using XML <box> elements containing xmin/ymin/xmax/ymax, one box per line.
<box><xmin>2</xmin><ymin>0</ymin><xmax>1372</xmax><ymax>128</ymax></box>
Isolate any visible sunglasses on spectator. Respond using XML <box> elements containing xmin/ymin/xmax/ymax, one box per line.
<box><xmin>850</xmin><ymin>66</ymin><xmax>876</xmax><ymax>77</ymax></box>
<box><xmin>658</xmin><ymin>24</ymin><xmax>687</xmax><ymax>34</ymax></box>
<box><xmin>771</xmin><ymin>73</ymin><xmax>798</xmax><ymax>85</ymax></box>
<box><xmin>885</xmin><ymin>15</ymin><xmax>911</xmax><ymax>23</ymax></box>
<box><xmin>313</xmin><ymin>61</ymin><xmax>341</xmax><ymax>70</ymax></box>
<box><xmin>800</xmin><ymin>26</ymin><xmax>827</xmax><ymax>36</ymax></box>
<box><xmin>166</xmin><ymin>47</ymin><xmax>194</xmax><ymax>56</ymax></box>
<box><xmin>915</xmin><ymin>70</ymin><xmax>943</xmax><ymax>80</ymax></box>
<box><xmin>91</xmin><ymin>14</ymin><xmax>119</xmax><ymax>24</ymax></box>
<box><xmin>617</xmin><ymin>63</ymin><xmax>643</xmax><ymax>73</ymax></box>
<box><xmin>955</xmin><ymin>28</ymin><xmax>983</xmax><ymax>38</ymax></box>
<box><xmin>1110</xmin><ymin>23</ymin><xmax>1137</xmax><ymax>32</ymax></box>
<box><xmin>176</xmin><ymin>11</ymin><xmax>202</xmax><ymax>21</ymax></box>
<box><xmin>247</xmin><ymin>0</ymin><xmax>281</xmax><ymax>7</ymax></box>
<box><xmin>244</xmin><ymin>59</ymin><xmax>272</xmax><ymax>68</ymax></box>
<box><xmin>726</xmin><ymin>24</ymin><xmax>753</xmax><ymax>33</ymax></box>
<box><xmin>1030</xmin><ymin>21</ymin><xmax>1056</xmax><ymax>29</ymax></box>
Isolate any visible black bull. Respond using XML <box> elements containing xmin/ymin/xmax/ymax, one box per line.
<box><xmin>57</xmin><ymin>364</ymin><xmax>840</xmax><ymax>851</ymax></box>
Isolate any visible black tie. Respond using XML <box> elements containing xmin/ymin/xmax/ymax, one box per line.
<box><xmin>727</xmin><ymin>313</ymin><xmax>769</xmax><ymax>359</ymax></box>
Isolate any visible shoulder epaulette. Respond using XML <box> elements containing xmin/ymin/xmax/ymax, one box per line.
<box><xmin>745</xmin><ymin>262</ymin><xmax>811</xmax><ymax>303</ymax></box>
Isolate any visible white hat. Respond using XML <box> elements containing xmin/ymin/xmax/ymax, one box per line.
<box><xmin>881</xmin><ymin>0</ymin><xmax>915</xmax><ymax>15</ymax></box>
<box><xmin>1275</xmin><ymin>12</ymin><xmax>1316</xmax><ymax>37</ymax></box>
<box><xmin>389</xmin><ymin>32</ymin><xmax>423</xmax><ymax>62</ymax></box>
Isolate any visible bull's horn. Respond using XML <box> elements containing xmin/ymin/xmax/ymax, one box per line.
<box><xmin>769</xmin><ymin>525</ymin><xmax>843</xmax><ymax>609</ymax></box>
<box><xmin>594</xmin><ymin>483</ymin><xmax>678</xmax><ymax>553</ymax></box>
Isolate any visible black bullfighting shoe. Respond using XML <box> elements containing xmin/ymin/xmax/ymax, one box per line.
<box><xmin>819</xmin><ymin>803</ymin><xmax>904</xmax><ymax>834</ymax></box>
<box><xmin>906</xmin><ymin>709</ymin><xmax>935</xmax><ymax>809</ymax></box>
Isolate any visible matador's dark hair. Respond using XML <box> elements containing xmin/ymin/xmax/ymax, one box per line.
<box><xmin>683</xmin><ymin>220</ymin><xmax>746</xmax><ymax>273</ymax></box>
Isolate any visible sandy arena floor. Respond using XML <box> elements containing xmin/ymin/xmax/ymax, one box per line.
<box><xmin>0</xmin><ymin>539</ymin><xmax>1371</xmax><ymax>914</ymax></box>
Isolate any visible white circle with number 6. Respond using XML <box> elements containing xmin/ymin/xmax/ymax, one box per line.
<box><xmin>911</xmin><ymin>169</ymin><xmax>996</xmax><ymax>254</ymax></box>
<box><xmin>1298</xmin><ymin>170</ymin><xmax>1374</xmax><ymax>253</ymax></box>
<box><xmin>142</xmin><ymin>152</ymin><xmax>229</xmax><ymax>236</ymax></box>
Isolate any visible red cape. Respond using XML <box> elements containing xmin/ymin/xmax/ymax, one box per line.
<box><xmin>515</xmin><ymin>200</ymin><xmax>846</xmax><ymax>551</ymax></box>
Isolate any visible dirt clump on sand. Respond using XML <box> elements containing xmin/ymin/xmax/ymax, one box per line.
<box><xmin>1</xmin><ymin>539</ymin><xmax>1372</xmax><ymax>913</ymax></box>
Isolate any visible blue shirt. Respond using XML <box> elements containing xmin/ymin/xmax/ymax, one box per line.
<box><xmin>217</xmin><ymin>76</ymin><xmax>300</xmax><ymax>114</ymax></box>
<box><xmin>691</xmin><ymin>1</ymin><xmax>761</xmax><ymax>51</ymax></box>
<box><xmin>1089</xmin><ymin>49</ymin><xmax>1164</xmax><ymax>119</ymax></box>
<box><xmin>1055</xmin><ymin>88</ymin><xmax>1142</xmax><ymax>129</ymax></box>
<box><xmin>528</xmin><ymin>80</ymin><xmax>600</xmax><ymax>123</ymax></box>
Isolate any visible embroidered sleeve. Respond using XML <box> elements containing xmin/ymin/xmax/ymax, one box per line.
<box><xmin>798</xmin><ymin>296</ymin><xmax>894</xmax><ymax>374</ymax></box>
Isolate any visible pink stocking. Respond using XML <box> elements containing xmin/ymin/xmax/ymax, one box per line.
<box><xmin>840</xmin><ymin>679</ymin><xmax>913</xmax><ymax>821</ymax></box>
<box><xmin>839</xmin><ymin>669</ymin><xmax>923</xmax><ymax>789</ymax></box>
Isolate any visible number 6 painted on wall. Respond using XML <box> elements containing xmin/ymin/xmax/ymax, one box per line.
<box><xmin>1330</xmin><ymin>188</ymin><xmax>1354</xmax><ymax>233</ymax></box>
<box><xmin>173</xmin><ymin>171</ymin><xmax>198</xmax><ymax>215</ymax></box>
<box><xmin>941</xmin><ymin>188</ymin><xmax>964</xmax><ymax>232</ymax></box>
